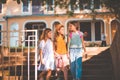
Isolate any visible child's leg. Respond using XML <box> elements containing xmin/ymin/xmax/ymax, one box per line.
<box><xmin>70</xmin><ymin>51</ymin><xmax>76</xmax><ymax>79</ymax></box>
<box><xmin>56</xmin><ymin>67</ymin><xmax>60</xmax><ymax>77</ymax></box>
<box><xmin>46</xmin><ymin>69</ymin><xmax>52</xmax><ymax>80</ymax></box>
<box><xmin>76</xmin><ymin>57</ymin><xmax>82</xmax><ymax>79</ymax></box>
<box><xmin>39</xmin><ymin>71</ymin><xmax>46</xmax><ymax>80</ymax></box>
<box><xmin>62</xmin><ymin>66</ymin><xmax>68</xmax><ymax>80</ymax></box>
<box><xmin>62</xmin><ymin>55</ymin><xmax>69</xmax><ymax>80</ymax></box>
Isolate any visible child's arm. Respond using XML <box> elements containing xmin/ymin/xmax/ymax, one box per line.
<box><xmin>39</xmin><ymin>41</ymin><xmax>44</xmax><ymax>65</ymax></box>
<box><xmin>53</xmin><ymin>39</ymin><xmax>58</xmax><ymax>57</ymax></box>
<box><xmin>81</xmin><ymin>37</ymin><xmax>87</xmax><ymax>58</ymax></box>
<box><xmin>39</xmin><ymin>49</ymin><xmax>44</xmax><ymax>65</ymax></box>
<box><xmin>67</xmin><ymin>36</ymin><xmax>71</xmax><ymax>58</ymax></box>
<box><xmin>82</xmin><ymin>37</ymin><xmax>86</xmax><ymax>52</ymax></box>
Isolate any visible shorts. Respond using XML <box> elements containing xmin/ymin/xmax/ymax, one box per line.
<box><xmin>55</xmin><ymin>53</ymin><xmax>69</xmax><ymax>68</ymax></box>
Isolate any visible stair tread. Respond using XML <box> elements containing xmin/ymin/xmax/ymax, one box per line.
<box><xmin>82</xmin><ymin>75</ymin><xmax>114</xmax><ymax>78</ymax></box>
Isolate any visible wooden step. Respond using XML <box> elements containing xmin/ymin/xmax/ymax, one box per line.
<box><xmin>83</xmin><ymin>58</ymin><xmax>111</xmax><ymax>64</ymax></box>
<box><xmin>81</xmin><ymin>75</ymin><xmax>114</xmax><ymax>80</ymax></box>
<box><xmin>2</xmin><ymin>76</ymin><xmax>22</xmax><ymax>80</ymax></box>
<box><xmin>23</xmin><ymin>52</ymin><xmax>35</xmax><ymax>56</ymax></box>
<box><xmin>82</xmin><ymin>69</ymin><xmax>113</xmax><ymax>75</ymax></box>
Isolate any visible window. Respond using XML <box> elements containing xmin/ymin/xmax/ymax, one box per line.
<box><xmin>67</xmin><ymin>20</ymin><xmax>104</xmax><ymax>41</ymax></box>
<box><xmin>94</xmin><ymin>0</ymin><xmax>100</xmax><ymax>9</ymax></box>
<box><xmin>80</xmin><ymin>21</ymin><xmax>103</xmax><ymax>41</ymax></box>
<box><xmin>0</xmin><ymin>25</ymin><xmax>1</xmax><ymax>44</ymax></box>
<box><xmin>95</xmin><ymin>22</ymin><xmax>101</xmax><ymax>40</ymax></box>
<box><xmin>47</xmin><ymin>0</ymin><xmax>54</xmax><ymax>11</ymax></box>
<box><xmin>10</xmin><ymin>23</ymin><xmax>19</xmax><ymax>47</ymax></box>
<box><xmin>32</xmin><ymin>0</ymin><xmax>45</xmax><ymax>14</ymax></box>
<box><xmin>80</xmin><ymin>22</ymin><xmax>91</xmax><ymax>41</ymax></box>
<box><xmin>79</xmin><ymin>0</ymin><xmax>91</xmax><ymax>10</ymax></box>
<box><xmin>70</xmin><ymin>0</ymin><xmax>80</xmax><ymax>11</ymax></box>
<box><xmin>22</xmin><ymin>0</ymin><xmax>29</xmax><ymax>12</ymax></box>
<box><xmin>79</xmin><ymin>0</ymin><xmax>100</xmax><ymax>10</ymax></box>
<box><xmin>0</xmin><ymin>3</ymin><xmax>2</xmax><ymax>13</ymax></box>
<box><xmin>25</xmin><ymin>22</ymin><xmax>46</xmax><ymax>47</ymax></box>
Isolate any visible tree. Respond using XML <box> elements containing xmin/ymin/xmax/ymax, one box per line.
<box><xmin>101</xmin><ymin>0</ymin><xmax>120</xmax><ymax>20</ymax></box>
<box><xmin>0</xmin><ymin>0</ymin><xmax>7</xmax><ymax>4</ymax></box>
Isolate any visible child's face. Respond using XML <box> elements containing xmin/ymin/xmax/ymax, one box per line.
<box><xmin>58</xmin><ymin>27</ymin><xmax>64</xmax><ymax>35</ymax></box>
<box><xmin>69</xmin><ymin>23</ymin><xmax>76</xmax><ymax>31</ymax></box>
<box><xmin>47</xmin><ymin>31</ymin><xmax>52</xmax><ymax>39</ymax></box>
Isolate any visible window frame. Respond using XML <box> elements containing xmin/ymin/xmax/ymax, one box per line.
<box><xmin>10</xmin><ymin>23</ymin><xmax>19</xmax><ymax>47</ymax></box>
<box><xmin>46</xmin><ymin>0</ymin><xmax>54</xmax><ymax>14</ymax></box>
<box><xmin>24</xmin><ymin>22</ymin><xmax>46</xmax><ymax>47</ymax></box>
<box><xmin>67</xmin><ymin>20</ymin><xmax>104</xmax><ymax>42</ymax></box>
<box><xmin>95</xmin><ymin>21</ymin><xmax>102</xmax><ymax>41</ymax></box>
<box><xmin>0</xmin><ymin>24</ymin><xmax>3</xmax><ymax>45</ymax></box>
<box><xmin>32</xmin><ymin>0</ymin><xmax>44</xmax><ymax>14</ymax></box>
<box><xmin>21</xmin><ymin>1</ymin><xmax>31</xmax><ymax>14</ymax></box>
<box><xmin>0</xmin><ymin>3</ymin><xmax>3</xmax><ymax>14</ymax></box>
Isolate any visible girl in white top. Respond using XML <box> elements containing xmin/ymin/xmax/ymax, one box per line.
<box><xmin>38</xmin><ymin>28</ymin><xmax>55</xmax><ymax>80</ymax></box>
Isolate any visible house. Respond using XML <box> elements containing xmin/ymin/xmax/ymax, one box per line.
<box><xmin>0</xmin><ymin>1</ymin><xmax>118</xmax><ymax>80</ymax></box>
<box><xmin>0</xmin><ymin>0</ymin><xmax>119</xmax><ymax>47</ymax></box>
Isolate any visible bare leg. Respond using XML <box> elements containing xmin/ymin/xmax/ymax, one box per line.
<box><xmin>62</xmin><ymin>66</ymin><xmax>68</xmax><ymax>80</ymax></box>
<box><xmin>39</xmin><ymin>71</ymin><xmax>46</xmax><ymax>80</ymax></box>
<box><xmin>46</xmin><ymin>70</ymin><xmax>52</xmax><ymax>80</ymax></box>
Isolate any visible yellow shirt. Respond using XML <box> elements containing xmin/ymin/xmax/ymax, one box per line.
<box><xmin>56</xmin><ymin>35</ymin><xmax>67</xmax><ymax>54</ymax></box>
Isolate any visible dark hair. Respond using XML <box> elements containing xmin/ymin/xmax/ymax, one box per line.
<box><xmin>69</xmin><ymin>21</ymin><xmax>79</xmax><ymax>30</ymax></box>
<box><xmin>40</xmin><ymin>28</ymin><xmax>52</xmax><ymax>41</ymax></box>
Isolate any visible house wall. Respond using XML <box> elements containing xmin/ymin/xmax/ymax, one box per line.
<box><xmin>0</xmin><ymin>0</ymin><xmax>117</xmax><ymax>46</ymax></box>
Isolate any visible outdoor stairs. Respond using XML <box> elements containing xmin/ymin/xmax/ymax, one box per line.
<box><xmin>81</xmin><ymin>47</ymin><xmax>114</xmax><ymax>80</ymax></box>
<box><xmin>0</xmin><ymin>47</ymin><xmax>115</xmax><ymax>80</ymax></box>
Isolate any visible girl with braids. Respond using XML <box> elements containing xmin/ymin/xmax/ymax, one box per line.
<box><xmin>38</xmin><ymin>28</ymin><xmax>55</xmax><ymax>80</ymax></box>
<box><xmin>54</xmin><ymin>24</ymin><xmax>69</xmax><ymax>80</ymax></box>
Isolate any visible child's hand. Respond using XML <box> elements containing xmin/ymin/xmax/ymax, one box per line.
<box><xmin>84</xmin><ymin>52</ymin><xmax>87</xmax><ymax>58</ymax></box>
<box><xmin>85</xmin><ymin>53</ymin><xmax>87</xmax><ymax>58</ymax></box>
<box><xmin>54</xmin><ymin>52</ymin><xmax>59</xmax><ymax>58</ymax></box>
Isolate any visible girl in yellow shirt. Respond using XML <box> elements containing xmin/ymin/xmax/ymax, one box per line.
<box><xmin>54</xmin><ymin>24</ymin><xmax>69</xmax><ymax>80</ymax></box>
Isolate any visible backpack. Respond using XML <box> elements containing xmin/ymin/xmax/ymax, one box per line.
<box><xmin>69</xmin><ymin>31</ymin><xmax>83</xmax><ymax>39</ymax></box>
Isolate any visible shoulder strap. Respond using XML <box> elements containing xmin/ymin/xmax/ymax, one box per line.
<box><xmin>78</xmin><ymin>31</ymin><xmax>83</xmax><ymax>38</ymax></box>
<box><xmin>69</xmin><ymin>31</ymin><xmax>83</xmax><ymax>39</ymax></box>
<box><xmin>69</xmin><ymin>32</ymin><xmax>72</xmax><ymax>39</ymax></box>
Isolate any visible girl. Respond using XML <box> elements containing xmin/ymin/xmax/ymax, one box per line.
<box><xmin>68</xmin><ymin>22</ymin><xmax>86</xmax><ymax>80</ymax></box>
<box><xmin>38</xmin><ymin>28</ymin><xmax>55</xmax><ymax>80</ymax></box>
<box><xmin>54</xmin><ymin>24</ymin><xmax>69</xmax><ymax>80</ymax></box>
